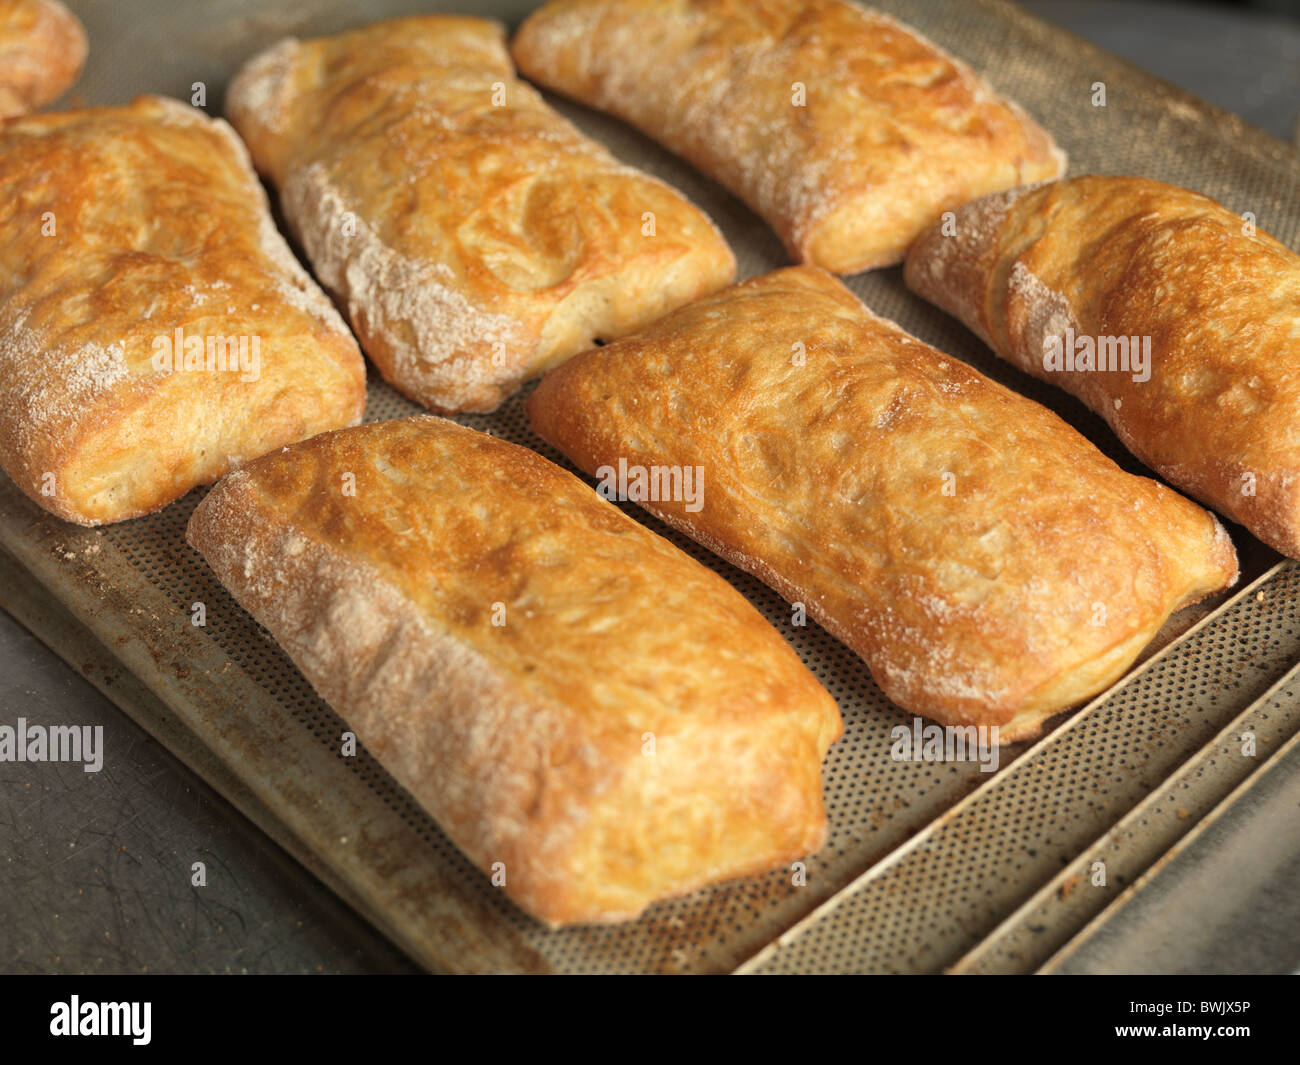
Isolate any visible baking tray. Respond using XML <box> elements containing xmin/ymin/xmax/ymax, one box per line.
<box><xmin>4</xmin><ymin>0</ymin><xmax>1300</xmax><ymax>973</ymax></box>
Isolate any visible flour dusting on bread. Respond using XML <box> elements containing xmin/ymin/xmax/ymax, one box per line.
<box><xmin>1008</xmin><ymin>259</ymin><xmax>1079</xmax><ymax>375</ymax></box>
<box><xmin>284</xmin><ymin>161</ymin><xmax>526</xmax><ymax>411</ymax></box>
<box><xmin>225</xmin><ymin>37</ymin><xmax>299</xmax><ymax>137</ymax></box>
<box><xmin>2</xmin><ymin>310</ymin><xmax>130</xmax><ymax>457</ymax></box>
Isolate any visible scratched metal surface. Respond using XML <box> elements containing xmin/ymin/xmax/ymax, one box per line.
<box><xmin>0</xmin><ymin>550</ymin><xmax>417</xmax><ymax>974</ymax></box>
<box><xmin>1</xmin><ymin>0</ymin><xmax>1300</xmax><ymax>973</ymax></box>
<box><xmin>1044</xmin><ymin>721</ymin><xmax>1300</xmax><ymax>975</ymax></box>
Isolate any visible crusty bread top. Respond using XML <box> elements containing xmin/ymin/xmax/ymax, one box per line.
<box><xmin>195</xmin><ymin>415</ymin><xmax>839</xmax><ymax>739</ymax></box>
<box><xmin>226</xmin><ymin>15</ymin><xmax>736</xmax><ymax>412</ymax></box>
<box><xmin>513</xmin><ymin>0</ymin><xmax>1065</xmax><ymax>272</ymax></box>
<box><xmin>0</xmin><ymin>0</ymin><xmax>87</xmax><ymax>119</ymax></box>
<box><xmin>188</xmin><ymin>415</ymin><xmax>842</xmax><ymax>924</ymax></box>
<box><xmin>528</xmin><ymin>266</ymin><xmax>1238</xmax><ymax>736</ymax></box>
<box><xmin>904</xmin><ymin>175</ymin><xmax>1300</xmax><ymax>557</ymax></box>
<box><xmin>0</xmin><ymin>96</ymin><xmax>365</xmax><ymax>524</ymax></box>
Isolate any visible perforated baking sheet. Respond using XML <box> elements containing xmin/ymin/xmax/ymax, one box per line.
<box><xmin>4</xmin><ymin>0</ymin><xmax>1300</xmax><ymax>973</ymax></box>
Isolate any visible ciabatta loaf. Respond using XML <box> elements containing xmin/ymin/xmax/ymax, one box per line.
<box><xmin>527</xmin><ymin>267</ymin><xmax>1239</xmax><ymax>741</ymax></box>
<box><xmin>0</xmin><ymin>0</ymin><xmax>86</xmax><ymax>119</ymax></box>
<box><xmin>187</xmin><ymin>416</ymin><xmax>841</xmax><ymax>926</ymax></box>
<box><xmin>226</xmin><ymin>15</ymin><xmax>736</xmax><ymax>413</ymax></box>
<box><xmin>0</xmin><ymin>97</ymin><xmax>365</xmax><ymax>525</ymax></box>
<box><xmin>512</xmin><ymin>0</ymin><xmax>1065</xmax><ymax>273</ymax></box>
<box><xmin>905</xmin><ymin>175</ymin><xmax>1300</xmax><ymax>557</ymax></box>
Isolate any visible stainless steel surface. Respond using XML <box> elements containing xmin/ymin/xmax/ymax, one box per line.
<box><xmin>2</xmin><ymin>0</ymin><xmax>1300</xmax><ymax>973</ymax></box>
<box><xmin>1044</xmin><ymin>723</ymin><xmax>1300</xmax><ymax>974</ymax></box>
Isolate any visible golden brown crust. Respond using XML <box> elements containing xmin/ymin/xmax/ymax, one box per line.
<box><xmin>512</xmin><ymin>0</ymin><xmax>1065</xmax><ymax>274</ymax></box>
<box><xmin>526</xmin><ymin>266</ymin><xmax>1238</xmax><ymax>740</ymax></box>
<box><xmin>226</xmin><ymin>15</ymin><xmax>736</xmax><ymax>414</ymax></box>
<box><xmin>0</xmin><ymin>96</ymin><xmax>367</xmax><ymax>525</ymax></box>
<box><xmin>904</xmin><ymin>175</ymin><xmax>1300</xmax><ymax>558</ymax></box>
<box><xmin>186</xmin><ymin>415</ymin><xmax>841</xmax><ymax>926</ymax></box>
<box><xmin>0</xmin><ymin>0</ymin><xmax>86</xmax><ymax>119</ymax></box>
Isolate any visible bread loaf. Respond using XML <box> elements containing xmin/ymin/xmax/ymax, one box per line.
<box><xmin>187</xmin><ymin>415</ymin><xmax>842</xmax><ymax>926</ymax></box>
<box><xmin>0</xmin><ymin>96</ymin><xmax>366</xmax><ymax>525</ymax></box>
<box><xmin>0</xmin><ymin>0</ymin><xmax>86</xmax><ymax>119</ymax></box>
<box><xmin>226</xmin><ymin>15</ymin><xmax>736</xmax><ymax>413</ymax></box>
<box><xmin>512</xmin><ymin>0</ymin><xmax>1065</xmax><ymax>273</ymax></box>
<box><xmin>527</xmin><ymin>266</ymin><xmax>1239</xmax><ymax>740</ymax></box>
<box><xmin>904</xmin><ymin>175</ymin><xmax>1300</xmax><ymax>557</ymax></box>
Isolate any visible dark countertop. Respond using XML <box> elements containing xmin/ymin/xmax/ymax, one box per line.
<box><xmin>2</xmin><ymin>0</ymin><xmax>1298</xmax><ymax>975</ymax></box>
<box><xmin>0</xmin><ymin>605</ymin><xmax>416</xmax><ymax>973</ymax></box>
<box><xmin>1027</xmin><ymin>0</ymin><xmax>1300</xmax><ymax>144</ymax></box>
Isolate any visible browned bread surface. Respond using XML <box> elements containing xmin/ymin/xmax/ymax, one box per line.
<box><xmin>905</xmin><ymin>175</ymin><xmax>1300</xmax><ymax>557</ymax></box>
<box><xmin>226</xmin><ymin>14</ymin><xmax>736</xmax><ymax>413</ymax></box>
<box><xmin>528</xmin><ymin>266</ymin><xmax>1239</xmax><ymax>740</ymax></box>
<box><xmin>0</xmin><ymin>96</ymin><xmax>366</xmax><ymax>525</ymax></box>
<box><xmin>187</xmin><ymin>415</ymin><xmax>842</xmax><ymax>926</ymax></box>
<box><xmin>513</xmin><ymin>0</ymin><xmax>1065</xmax><ymax>273</ymax></box>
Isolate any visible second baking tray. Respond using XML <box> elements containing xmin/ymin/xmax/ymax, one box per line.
<box><xmin>4</xmin><ymin>0</ymin><xmax>1300</xmax><ymax>972</ymax></box>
